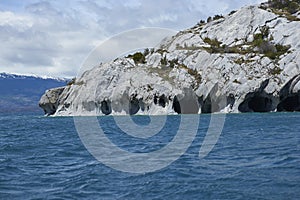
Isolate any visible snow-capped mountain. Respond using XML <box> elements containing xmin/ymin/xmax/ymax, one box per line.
<box><xmin>39</xmin><ymin>1</ymin><xmax>300</xmax><ymax>116</ymax></box>
<box><xmin>0</xmin><ymin>72</ymin><xmax>67</xmax><ymax>113</ymax></box>
<box><xmin>0</xmin><ymin>72</ymin><xmax>67</xmax><ymax>81</ymax></box>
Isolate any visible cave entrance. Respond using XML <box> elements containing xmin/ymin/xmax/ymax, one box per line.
<box><xmin>277</xmin><ymin>93</ymin><xmax>300</xmax><ymax>112</ymax></box>
<box><xmin>238</xmin><ymin>93</ymin><xmax>276</xmax><ymax>113</ymax></box>
<box><xmin>248</xmin><ymin>95</ymin><xmax>273</xmax><ymax>112</ymax></box>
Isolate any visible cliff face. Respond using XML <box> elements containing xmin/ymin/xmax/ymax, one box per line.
<box><xmin>39</xmin><ymin>3</ymin><xmax>300</xmax><ymax>116</ymax></box>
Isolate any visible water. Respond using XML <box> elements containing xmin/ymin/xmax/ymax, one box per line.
<box><xmin>0</xmin><ymin>113</ymin><xmax>299</xmax><ymax>199</ymax></box>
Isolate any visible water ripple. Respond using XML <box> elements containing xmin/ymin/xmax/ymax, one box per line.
<box><xmin>0</xmin><ymin>113</ymin><xmax>299</xmax><ymax>199</ymax></box>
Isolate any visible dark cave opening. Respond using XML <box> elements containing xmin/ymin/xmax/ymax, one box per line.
<box><xmin>201</xmin><ymin>95</ymin><xmax>212</xmax><ymax>114</ymax></box>
<box><xmin>238</xmin><ymin>93</ymin><xmax>276</xmax><ymax>112</ymax></box>
<box><xmin>277</xmin><ymin>93</ymin><xmax>300</xmax><ymax>112</ymax></box>
<box><xmin>129</xmin><ymin>98</ymin><xmax>140</xmax><ymax>115</ymax></box>
<box><xmin>172</xmin><ymin>96</ymin><xmax>181</xmax><ymax>114</ymax></box>
<box><xmin>248</xmin><ymin>95</ymin><xmax>273</xmax><ymax>112</ymax></box>
<box><xmin>100</xmin><ymin>100</ymin><xmax>112</xmax><ymax>115</ymax></box>
<box><xmin>158</xmin><ymin>95</ymin><xmax>168</xmax><ymax>108</ymax></box>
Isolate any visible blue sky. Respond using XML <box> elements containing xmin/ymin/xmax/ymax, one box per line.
<box><xmin>0</xmin><ymin>0</ymin><xmax>264</xmax><ymax>77</ymax></box>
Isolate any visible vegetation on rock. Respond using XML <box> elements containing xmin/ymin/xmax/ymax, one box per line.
<box><xmin>260</xmin><ymin>0</ymin><xmax>300</xmax><ymax>21</ymax></box>
<box><xmin>126</xmin><ymin>52</ymin><xmax>146</xmax><ymax>64</ymax></box>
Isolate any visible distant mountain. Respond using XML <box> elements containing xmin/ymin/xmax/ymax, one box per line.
<box><xmin>0</xmin><ymin>72</ymin><xmax>68</xmax><ymax>113</ymax></box>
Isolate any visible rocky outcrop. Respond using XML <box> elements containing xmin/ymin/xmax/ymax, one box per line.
<box><xmin>277</xmin><ymin>74</ymin><xmax>300</xmax><ymax>111</ymax></box>
<box><xmin>39</xmin><ymin>3</ymin><xmax>300</xmax><ymax>116</ymax></box>
<box><xmin>238</xmin><ymin>79</ymin><xmax>279</xmax><ymax>112</ymax></box>
<box><xmin>39</xmin><ymin>87</ymin><xmax>65</xmax><ymax>115</ymax></box>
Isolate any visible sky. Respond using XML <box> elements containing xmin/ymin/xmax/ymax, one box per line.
<box><xmin>0</xmin><ymin>0</ymin><xmax>264</xmax><ymax>78</ymax></box>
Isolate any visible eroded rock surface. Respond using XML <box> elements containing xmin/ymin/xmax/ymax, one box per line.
<box><xmin>39</xmin><ymin>87</ymin><xmax>65</xmax><ymax>115</ymax></box>
<box><xmin>39</xmin><ymin>3</ymin><xmax>300</xmax><ymax>116</ymax></box>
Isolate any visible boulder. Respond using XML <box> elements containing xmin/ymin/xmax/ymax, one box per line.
<box><xmin>39</xmin><ymin>87</ymin><xmax>65</xmax><ymax>115</ymax></box>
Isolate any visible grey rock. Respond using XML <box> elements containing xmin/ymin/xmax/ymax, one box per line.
<box><xmin>39</xmin><ymin>87</ymin><xmax>65</xmax><ymax>115</ymax></box>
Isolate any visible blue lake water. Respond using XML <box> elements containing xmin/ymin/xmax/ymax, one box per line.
<box><xmin>0</xmin><ymin>113</ymin><xmax>299</xmax><ymax>199</ymax></box>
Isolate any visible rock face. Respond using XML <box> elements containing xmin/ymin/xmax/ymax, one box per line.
<box><xmin>277</xmin><ymin>74</ymin><xmax>300</xmax><ymax>112</ymax></box>
<box><xmin>238</xmin><ymin>79</ymin><xmax>279</xmax><ymax>112</ymax></box>
<box><xmin>39</xmin><ymin>87</ymin><xmax>65</xmax><ymax>115</ymax></box>
<box><xmin>39</xmin><ymin>2</ymin><xmax>300</xmax><ymax>116</ymax></box>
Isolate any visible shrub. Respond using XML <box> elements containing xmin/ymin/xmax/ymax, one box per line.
<box><xmin>249</xmin><ymin>25</ymin><xmax>290</xmax><ymax>60</ymax></box>
<box><xmin>168</xmin><ymin>58</ymin><xmax>178</xmax><ymax>68</ymax></box>
<box><xmin>198</xmin><ymin>20</ymin><xmax>205</xmax><ymax>25</ymax></box>
<box><xmin>253</xmin><ymin>33</ymin><xmax>263</xmax><ymax>41</ymax></box>
<box><xmin>67</xmin><ymin>78</ymin><xmax>76</xmax><ymax>86</ymax></box>
<box><xmin>207</xmin><ymin>16</ymin><xmax>212</xmax><ymax>23</ymax></box>
<box><xmin>213</xmin><ymin>14</ymin><xmax>224</xmax><ymax>20</ymax></box>
<box><xmin>258</xmin><ymin>41</ymin><xmax>276</xmax><ymax>54</ymax></box>
<box><xmin>268</xmin><ymin>0</ymin><xmax>300</xmax><ymax>13</ymax></box>
<box><xmin>203</xmin><ymin>37</ymin><xmax>222</xmax><ymax>47</ymax></box>
<box><xmin>127</xmin><ymin>52</ymin><xmax>146</xmax><ymax>64</ymax></box>
<box><xmin>160</xmin><ymin>56</ymin><xmax>168</xmax><ymax>66</ymax></box>
<box><xmin>269</xmin><ymin>66</ymin><xmax>283</xmax><ymax>75</ymax></box>
<box><xmin>155</xmin><ymin>48</ymin><xmax>168</xmax><ymax>55</ymax></box>
<box><xmin>233</xmin><ymin>79</ymin><xmax>242</xmax><ymax>84</ymax></box>
<box><xmin>188</xmin><ymin>69</ymin><xmax>201</xmax><ymax>84</ymax></box>
<box><xmin>268</xmin><ymin>0</ymin><xmax>287</xmax><ymax>9</ymax></box>
<box><xmin>143</xmin><ymin>48</ymin><xmax>150</xmax><ymax>57</ymax></box>
<box><xmin>287</xmin><ymin>2</ymin><xmax>299</xmax><ymax>14</ymax></box>
<box><xmin>224</xmin><ymin>46</ymin><xmax>241</xmax><ymax>54</ymax></box>
<box><xmin>260</xmin><ymin>26</ymin><xmax>270</xmax><ymax>39</ymax></box>
<box><xmin>264</xmin><ymin>0</ymin><xmax>300</xmax><ymax>20</ymax></box>
<box><xmin>275</xmin><ymin>44</ymin><xmax>291</xmax><ymax>55</ymax></box>
<box><xmin>229</xmin><ymin>10</ymin><xmax>237</xmax><ymax>15</ymax></box>
<box><xmin>234</xmin><ymin>58</ymin><xmax>245</xmax><ymax>65</ymax></box>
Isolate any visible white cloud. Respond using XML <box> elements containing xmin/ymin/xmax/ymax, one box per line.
<box><xmin>0</xmin><ymin>0</ymin><xmax>265</xmax><ymax>78</ymax></box>
<box><xmin>148</xmin><ymin>14</ymin><xmax>178</xmax><ymax>25</ymax></box>
<box><xmin>0</xmin><ymin>11</ymin><xmax>33</xmax><ymax>28</ymax></box>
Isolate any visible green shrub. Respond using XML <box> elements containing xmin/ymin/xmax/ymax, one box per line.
<box><xmin>188</xmin><ymin>68</ymin><xmax>202</xmax><ymax>86</ymax></box>
<box><xmin>200</xmin><ymin>24</ymin><xmax>290</xmax><ymax>59</ymax></box>
<box><xmin>160</xmin><ymin>56</ymin><xmax>168</xmax><ymax>66</ymax></box>
<box><xmin>234</xmin><ymin>58</ymin><xmax>245</xmax><ymax>65</ymax></box>
<box><xmin>143</xmin><ymin>48</ymin><xmax>150</xmax><ymax>57</ymax></box>
<box><xmin>267</xmin><ymin>0</ymin><xmax>300</xmax><ymax>14</ymax></box>
<box><xmin>127</xmin><ymin>52</ymin><xmax>146</xmax><ymax>64</ymax></box>
<box><xmin>213</xmin><ymin>15</ymin><xmax>224</xmax><ymax>20</ymax></box>
<box><xmin>275</xmin><ymin>44</ymin><xmax>291</xmax><ymax>55</ymax></box>
<box><xmin>265</xmin><ymin>51</ymin><xmax>278</xmax><ymax>60</ymax></box>
<box><xmin>260</xmin><ymin>42</ymin><xmax>290</xmax><ymax>60</ymax></box>
<box><xmin>203</xmin><ymin>37</ymin><xmax>222</xmax><ymax>47</ymax></box>
<box><xmin>258</xmin><ymin>41</ymin><xmax>276</xmax><ymax>54</ymax></box>
<box><xmin>262</xmin><ymin>0</ymin><xmax>300</xmax><ymax>21</ymax></box>
<box><xmin>234</xmin><ymin>57</ymin><xmax>253</xmax><ymax>64</ymax></box>
<box><xmin>155</xmin><ymin>48</ymin><xmax>168</xmax><ymax>55</ymax></box>
<box><xmin>233</xmin><ymin>79</ymin><xmax>242</xmax><ymax>84</ymax></box>
<box><xmin>269</xmin><ymin>66</ymin><xmax>283</xmax><ymax>75</ymax></box>
<box><xmin>229</xmin><ymin>10</ymin><xmax>237</xmax><ymax>15</ymax></box>
<box><xmin>260</xmin><ymin>26</ymin><xmax>270</xmax><ymax>39</ymax></box>
<box><xmin>287</xmin><ymin>2</ymin><xmax>299</xmax><ymax>14</ymax></box>
<box><xmin>248</xmin><ymin>25</ymin><xmax>291</xmax><ymax>60</ymax></box>
<box><xmin>224</xmin><ymin>46</ymin><xmax>241</xmax><ymax>53</ymax></box>
<box><xmin>207</xmin><ymin>16</ymin><xmax>212</xmax><ymax>23</ymax></box>
<box><xmin>168</xmin><ymin>58</ymin><xmax>179</xmax><ymax>68</ymax></box>
<box><xmin>190</xmin><ymin>68</ymin><xmax>201</xmax><ymax>78</ymax></box>
<box><xmin>198</xmin><ymin>20</ymin><xmax>206</xmax><ymax>25</ymax></box>
<box><xmin>177</xmin><ymin>64</ymin><xmax>201</xmax><ymax>86</ymax></box>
